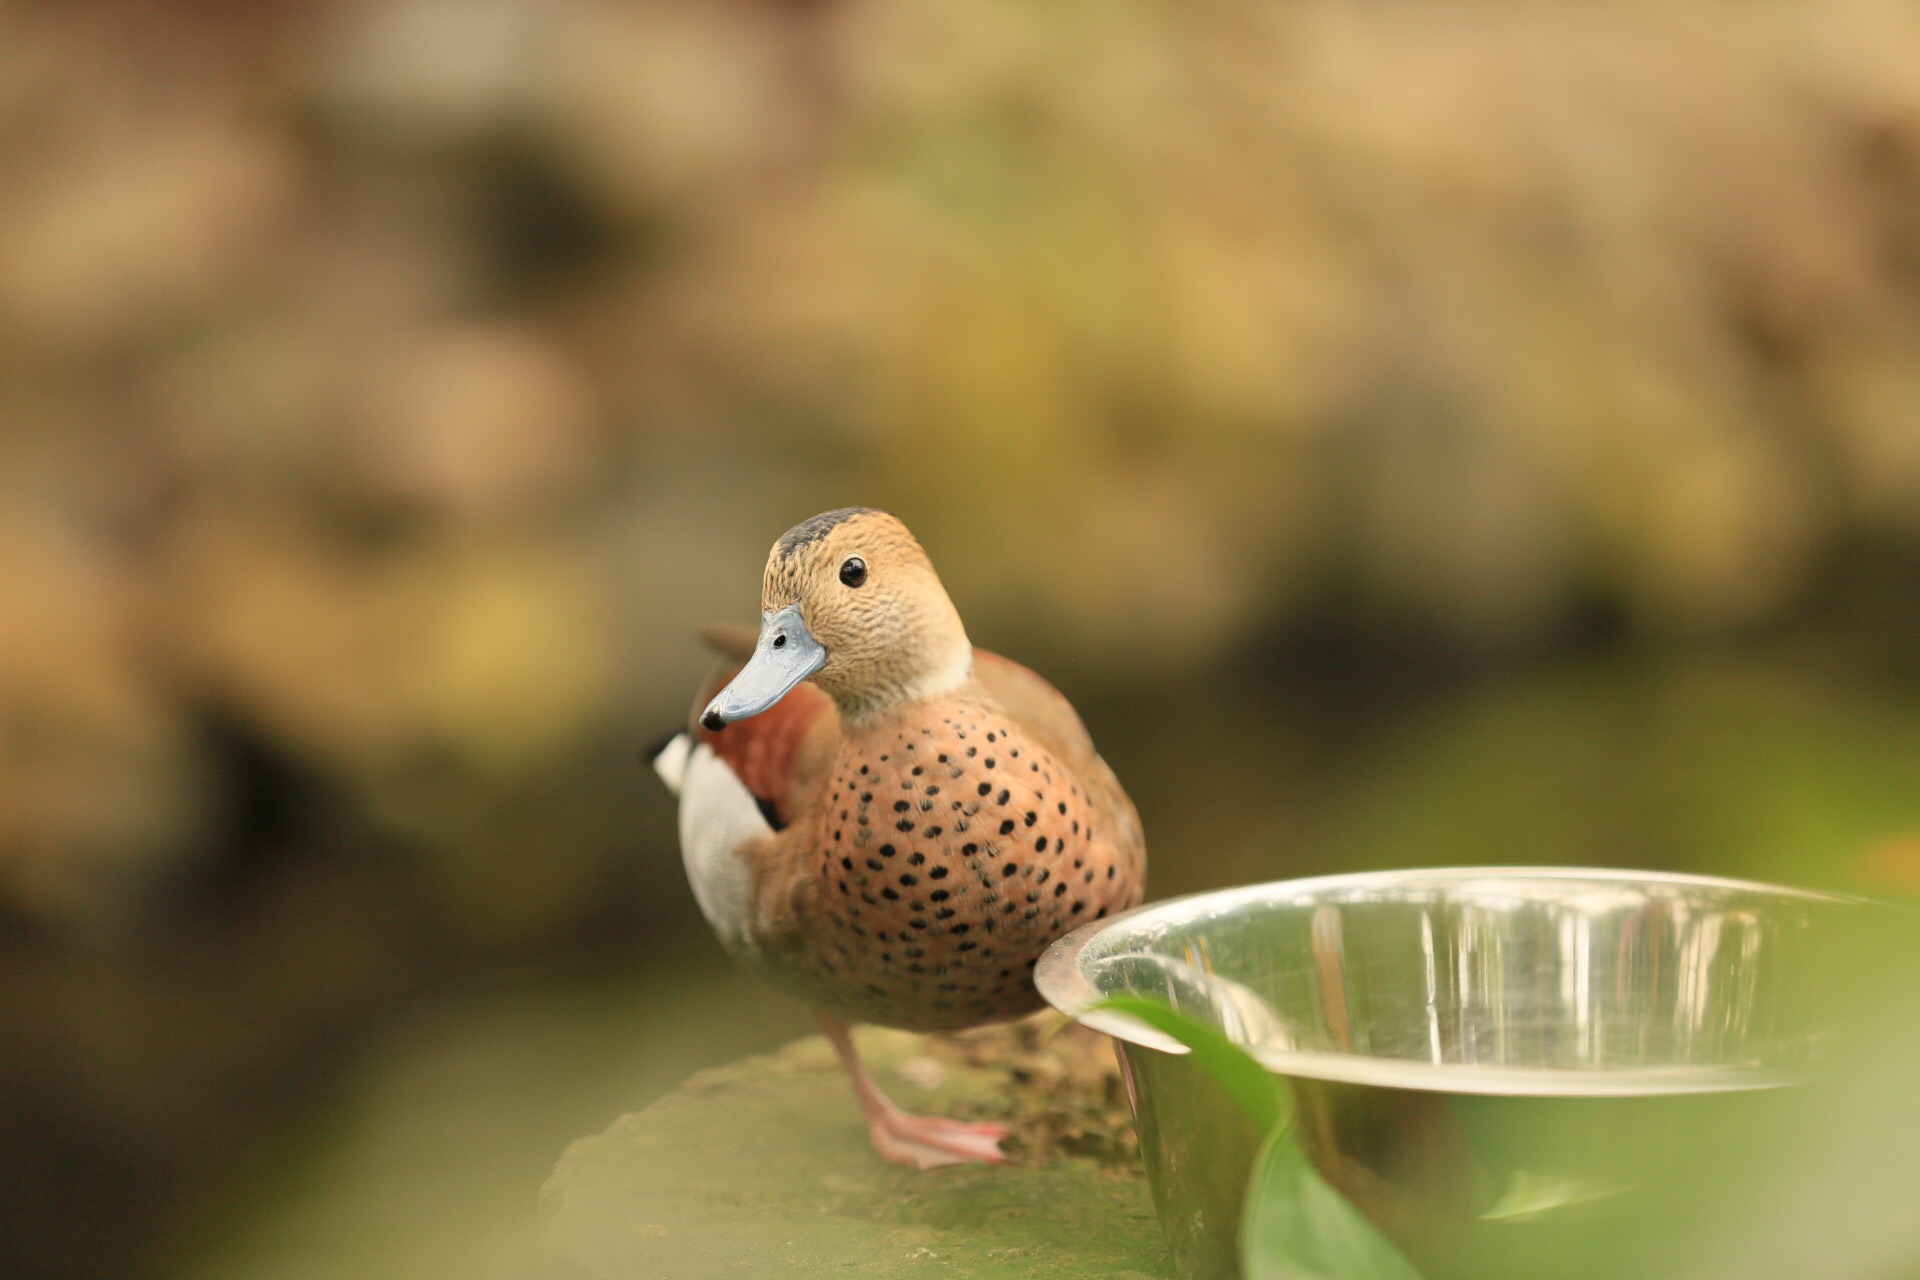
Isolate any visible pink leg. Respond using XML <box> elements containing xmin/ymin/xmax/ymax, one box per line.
<box><xmin>816</xmin><ymin>1012</ymin><xmax>1010</xmax><ymax>1170</ymax></box>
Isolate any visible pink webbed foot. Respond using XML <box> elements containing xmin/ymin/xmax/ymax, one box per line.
<box><xmin>863</xmin><ymin>1096</ymin><xmax>1010</xmax><ymax>1170</ymax></box>
<box><xmin>817</xmin><ymin>1013</ymin><xmax>1010</xmax><ymax>1170</ymax></box>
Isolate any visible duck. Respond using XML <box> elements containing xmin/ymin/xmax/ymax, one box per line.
<box><xmin>651</xmin><ymin>507</ymin><xmax>1146</xmax><ymax>1168</ymax></box>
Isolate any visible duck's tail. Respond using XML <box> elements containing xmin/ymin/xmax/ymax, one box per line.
<box><xmin>697</xmin><ymin>623</ymin><xmax>756</xmax><ymax>663</ymax></box>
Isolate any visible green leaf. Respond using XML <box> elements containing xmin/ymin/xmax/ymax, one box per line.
<box><xmin>1088</xmin><ymin>994</ymin><xmax>1289</xmax><ymax>1134</ymax></box>
<box><xmin>1479</xmin><ymin>1169</ymin><xmax>1625</xmax><ymax>1223</ymax></box>
<box><xmin>1242</xmin><ymin>1126</ymin><xmax>1427</xmax><ymax>1280</ymax></box>
<box><xmin>1088</xmin><ymin>994</ymin><xmax>1426</xmax><ymax>1279</ymax></box>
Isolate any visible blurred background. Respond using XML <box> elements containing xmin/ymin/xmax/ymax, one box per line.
<box><xmin>2</xmin><ymin>0</ymin><xmax>1918</xmax><ymax>1276</ymax></box>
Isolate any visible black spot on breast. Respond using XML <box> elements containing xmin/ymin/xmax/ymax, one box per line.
<box><xmin>930</xmin><ymin>889</ymin><xmax>949</xmax><ymax>901</ymax></box>
<box><xmin>841</xmin><ymin>857</ymin><xmax>853</xmax><ymax>870</ymax></box>
<box><xmin>999</xmin><ymin>819</ymin><xmax>1016</xmax><ymax>835</ymax></box>
<box><xmin>1107</xmin><ymin>866</ymin><xmax>1115</xmax><ymax>878</ymax></box>
<box><xmin>1059</xmin><ymin>802</ymin><xmax>1068</xmax><ymax>814</ymax></box>
<box><xmin>865</xmin><ymin>857</ymin><xmax>884</xmax><ymax>870</ymax></box>
<box><xmin>1024</xmin><ymin>811</ymin><xmax>1038</xmax><ymax>827</ymax></box>
<box><xmin>1003</xmin><ymin>862</ymin><xmax>1018</xmax><ymax>876</ymax></box>
<box><xmin>985</xmin><ymin>758</ymin><xmax>996</xmax><ymax>769</ymax></box>
<box><xmin>899</xmin><ymin>873</ymin><xmax>918</xmax><ymax>886</ymax></box>
<box><xmin>1035</xmin><ymin>836</ymin><xmax>1048</xmax><ymax>852</ymax></box>
<box><xmin>996</xmin><ymin>789</ymin><xmax>1010</xmax><ymax>805</ymax></box>
<box><xmin>911</xmin><ymin>765</ymin><xmax>923</xmax><ymax>776</ymax></box>
<box><xmin>930</xmin><ymin>866</ymin><xmax>950</xmax><ymax>879</ymax></box>
<box><xmin>1054</xmin><ymin>883</ymin><xmax>1068</xmax><ymax>897</ymax></box>
<box><xmin>908</xmin><ymin>851</ymin><xmax>925</xmax><ymax>865</ymax></box>
<box><xmin>893</xmin><ymin>800</ymin><xmax>910</xmax><ymax>812</ymax></box>
<box><xmin>881</xmin><ymin>887</ymin><xmax>899</xmax><ymax>900</ymax></box>
<box><xmin>950</xmin><ymin>922</ymin><xmax>970</xmax><ymax>934</ymax></box>
<box><xmin>924</xmin><ymin>825</ymin><xmax>943</xmax><ymax>837</ymax></box>
<box><xmin>896</xmin><ymin>820</ymin><xmax>915</xmax><ymax>832</ymax></box>
<box><xmin>977</xmin><ymin>782</ymin><xmax>992</xmax><ymax>796</ymax></box>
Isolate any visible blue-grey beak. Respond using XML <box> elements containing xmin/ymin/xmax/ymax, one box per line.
<box><xmin>700</xmin><ymin>604</ymin><xmax>827</xmax><ymax>731</ymax></box>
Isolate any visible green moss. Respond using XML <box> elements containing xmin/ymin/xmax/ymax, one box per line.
<box><xmin>543</xmin><ymin>1028</ymin><xmax>1170</xmax><ymax>1279</ymax></box>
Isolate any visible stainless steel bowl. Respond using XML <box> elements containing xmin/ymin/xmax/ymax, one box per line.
<box><xmin>1035</xmin><ymin>868</ymin><xmax>1876</xmax><ymax>1280</ymax></box>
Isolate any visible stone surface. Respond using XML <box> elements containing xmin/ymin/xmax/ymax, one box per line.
<box><xmin>543</xmin><ymin>1017</ymin><xmax>1171</xmax><ymax>1279</ymax></box>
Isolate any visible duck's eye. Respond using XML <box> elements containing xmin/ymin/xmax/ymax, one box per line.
<box><xmin>839</xmin><ymin>556</ymin><xmax>868</xmax><ymax>587</ymax></box>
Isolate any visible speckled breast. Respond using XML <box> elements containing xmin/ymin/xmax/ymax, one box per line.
<box><xmin>794</xmin><ymin>698</ymin><xmax>1143</xmax><ymax>1032</ymax></box>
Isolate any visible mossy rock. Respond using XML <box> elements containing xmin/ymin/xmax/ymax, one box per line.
<box><xmin>542</xmin><ymin>1018</ymin><xmax>1171</xmax><ymax>1279</ymax></box>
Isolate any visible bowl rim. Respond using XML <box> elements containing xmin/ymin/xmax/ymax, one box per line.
<box><xmin>1035</xmin><ymin>865</ymin><xmax>1868</xmax><ymax>1097</ymax></box>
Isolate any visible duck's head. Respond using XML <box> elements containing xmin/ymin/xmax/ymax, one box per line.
<box><xmin>701</xmin><ymin>508</ymin><xmax>971</xmax><ymax>730</ymax></box>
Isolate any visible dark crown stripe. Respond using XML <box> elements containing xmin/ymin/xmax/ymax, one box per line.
<box><xmin>776</xmin><ymin>507</ymin><xmax>877</xmax><ymax>560</ymax></box>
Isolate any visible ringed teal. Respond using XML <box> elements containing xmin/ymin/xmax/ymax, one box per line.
<box><xmin>652</xmin><ymin>508</ymin><xmax>1147</xmax><ymax>1168</ymax></box>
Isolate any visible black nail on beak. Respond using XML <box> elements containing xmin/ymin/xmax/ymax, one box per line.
<box><xmin>701</xmin><ymin>710</ymin><xmax>726</xmax><ymax>732</ymax></box>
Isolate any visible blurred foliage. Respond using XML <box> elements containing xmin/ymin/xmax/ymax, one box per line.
<box><xmin>3</xmin><ymin>0</ymin><xmax>1920</xmax><ymax>928</ymax></box>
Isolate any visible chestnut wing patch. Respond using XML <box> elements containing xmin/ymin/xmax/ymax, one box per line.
<box><xmin>695</xmin><ymin>672</ymin><xmax>833</xmax><ymax>830</ymax></box>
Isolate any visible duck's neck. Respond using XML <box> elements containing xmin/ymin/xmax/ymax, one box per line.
<box><xmin>834</xmin><ymin>638</ymin><xmax>974</xmax><ymax>727</ymax></box>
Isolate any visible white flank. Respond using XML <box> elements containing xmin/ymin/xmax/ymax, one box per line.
<box><xmin>676</xmin><ymin>741</ymin><xmax>772</xmax><ymax>955</ymax></box>
<box><xmin>652</xmin><ymin>732</ymin><xmax>692</xmax><ymax>794</ymax></box>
